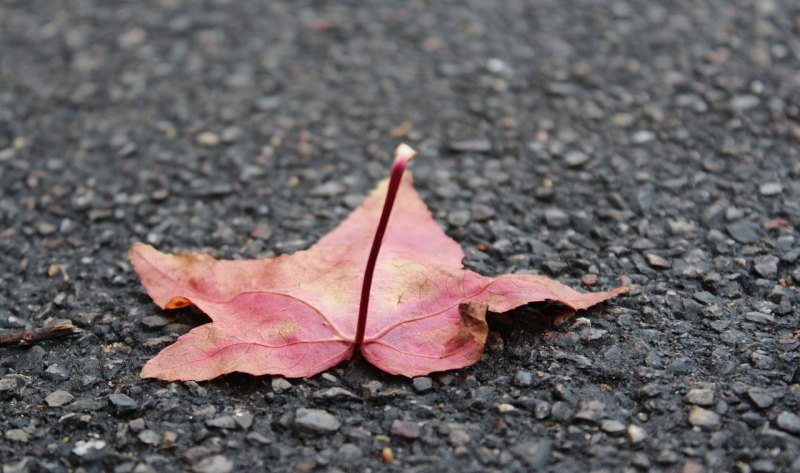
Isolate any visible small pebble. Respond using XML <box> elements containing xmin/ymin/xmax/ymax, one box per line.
<box><xmin>544</xmin><ymin>208</ymin><xmax>569</xmax><ymax>227</ymax></box>
<box><xmin>191</xmin><ymin>455</ymin><xmax>233</xmax><ymax>473</ymax></box>
<box><xmin>747</xmin><ymin>388</ymin><xmax>774</xmax><ymax>409</ymax></box>
<box><xmin>311</xmin><ymin>181</ymin><xmax>346</xmax><ymax>197</ymax></box>
<box><xmin>108</xmin><ymin>393</ymin><xmax>138</xmax><ymax>414</ymax></box>
<box><xmin>776</xmin><ymin>411</ymin><xmax>800</xmax><ymax>434</ymax></box>
<box><xmin>390</xmin><ymin>420</ymin><xmax>421</xmax><ymax>440</ymax></box>
<box><xmin>138</xmin><ymin>430</ymin><xmax>160</xmax><ymax>445</ymax></box>
<box><xmin>448</xmin><ymin>139</ymin><xmax>492</xmax><ymax>153</ymax></box>
<box><xmin>449</xmin><ymin>430</ymin><xmax>471</xmax><ymax>446</ymax></box>
<box><xmin>745</xmin><ymin>311</ymin><xmax>775</xmax><ymax>324</ymax></box>
<box><xmin>294</xmin><ymin>408</ymin><xmax>340</xmax><ymax>433</ymax></box>
<box><xmin>5</xmin><ymin>429</ymin><xmax>29</xmax><ymax>443</ymax></box>
<box><xmin>564</xmin><ymin>150</ymin><xmax>590</xmax><ymax>167</ymax></box>
<box><xmin>731</xmin><ymin>95</ymin><xmax>760</xmax><ymax>111</ymax></box>
<box><xmin>514</xmin><ymin>370</ymin><xmax>533</xmax><ymax>387</ymax></box>
<box><xmin>447</xmin><ymin>210</ymin><xmax>471</xmax><ymax>227</ymax></box>
<box><xmin>753</xmin><ymin>255</ymin><xmax>779</xmax><ymax>279</ymax></box>
<box><xmin>206</xmin><ymin>416</ymin><xmax>237</xmax><ymax>429</ymax></box>
<box><xmin>196</xmin><ymin>132</ymin><xmax>220</xmax><ymax>147</ymax></box>
<box><xmin>412</xmin><ymin>377</ymin><xmax>433</xmax><ymax>393</ymax></box>
<box><xmin>726</xmin><ymin>221</ymin><xmax>760</xmax><ymax>244</ymax></box>
<box><xmin>688</xmin><ymin>406</ymin><xmax>720</xmax><ymax>427</ymax></box>
<box><xmin>312</xmin><ymin>387</ymin><xmax>357</xmax><ymax>400</ymax></box>
<box><xmin>338</xmin><ymin>443</ymin><xmax>362</xmax><ymax>463</ymax></box>
<box><xmin>601</xmin><ymin>419</ymin><xmax>626</xmax><ymax>435</ymax></box>
<box><xmin>628</xmin><ymin>424</ymin><xmax>647</xmax><ymax>443</ymax></box>
<box><xmin>45</xmin><ymin>390</ymin><xmax>74</xmax><ymax>407</ymax></box>
<box><xmin>758</xmin><ymin>182</ymin><xmax>783</xmax><ymax>196</ymax></box>
<box><xmin>581</xmin><ymin>274</ymin><xmax>598</xmax><ymax>287</ymax></box>
<box><xmin>72</xmin><ymin>439</ymin><xmax>107</xmax><ymax>457</ymax></box>
<box><xmin>645</xmin><ymin>253</ymin><xmax>671</xmax><ymax>269</ymax></box>
<box><xmin>685</xmin><ymin>388</ymin><xmax>714</xmax><ymax>406</ymax></box>
<box><xmin>510</xmin><ymin>439</ymin><xmax>552</xmax><ymax>469</ymax></box>
<box><xmin>632</xmin><ymin>130</ymin><xmax>655</xmax><ymax>143</ymax></box>
<box><xmin>271</xmin><ymin>377</ymin><xmax>292</xmax><ymax>393</ymax></box>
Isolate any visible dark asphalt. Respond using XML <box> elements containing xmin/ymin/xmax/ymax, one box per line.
<box><xmin>1</xmin><ymin>1</ymin><xmax>799</xmax><ymax>472</ymax></box>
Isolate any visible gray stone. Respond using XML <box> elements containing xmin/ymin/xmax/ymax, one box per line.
<box><xmin>138</xmin><ymin>430</ymin><xmax>160</xmax><ymax>445</ymax></box>
<box><xmin>731</xmin><ymin>95</ymin><xmax>760</xmax><ymax>111</ymax></box>
<box><xmin>747</xmin><ymin>388</ymin><xmax>774</xmax><ymax>409</ymax></box>
<box><xmin>632</xmin><ymin>130</ymin><xmax>656</xmax><ymax>143</ymax></box>
<box><xmin>753</xmin><ymin>255</ymin><xmax>779</xmax><ymax>279</ymax></box>
<box><xmin>246</xmin><ymin>431</ymin><xmax>272</xmax><ymax>444</ymax></box>
<box><xmin>550</xmin><ymin>401</ymin><xmax>573</xmax><ymax>422</ymax></box>
<box><xmin>745</xmin><ymin>311</ymin><xmax>775</xmax><ymax>324</ymax></box>
<box><xmin>233</xmin><ymin>410</ymin><xmax>254</xmax><ymax>430</ymax></box>
<box><xmin>685</xmin><ymin>388</ymin><xmax>714</xmax><ymax>406</ymax></box>
<box><xmin>564</xmin><ymin>150</ymin><xmax>590</xmax><ymax>167</ymax></box>
<box><xmin>108</xmin><ymin>393</ymin><xmax>138</xmax><ymax>414</ymax></box>
<box><xmin>191</xmin><ymin>455</ymin><xmax>233</xmax><ymax>473</ymax></box>
<box><xmin>448</xmin><ymin>139</ymin><xmax>492</xmax><ymax>153</ymax></box>
<box><xmin>688</xmin><ymin>406</ymin><xmax>720</xmax><ymax>427</ymax></box>
<box><xmin>72</xmin><ymin>439</ymin><xmax>107</xmax><ymax>457</ymax></box>
<box><xmin>514</xmin><ymin>370</ymin><xmax>533</xmax><ymax>387</ymax></box>
<box><xmin>311</xmin><ymin>181</ymin><xmax>346</xmax><ymax>197</ymax></box>
<box><xmin>390</xmin><ymin>420</ymin><xmax>421</xmax><ymax>440</ymax></box>
<box><xmin>195</xmin><ymin>132</ymin><xmax>220</xmax><ymax>147</ymax></box>
<box><xmin>575</xmin><ymin>400</ymin><xmax>606</xmax><ymax>422</ymax></box>
<box><xmin>776</xmin><ymin>411</ymin><xmax>800</xmax><ymax>434</ymax></box>
<box><xmin>447</xmin><ymin>210</ymin><xmax>471</xmax><ymax>227</ymax></box>
<box><xmin>312</xmin><ymin>387</ymin><xmax>358</xmax><ymax>400</ymax></box>
<box><xmin>0</xmin><ymin>377</ymin><xmax>18</xmax><ymax>392</ymax></box>
<box><xmin>128</xmin><ymin>418</ymin><xmax>146</xmax><ymax>433</ymax></box>
<box><xmin>44</xmin><ymin>364</ymin><xmax>67</xmax><ymax>379</ymax></box>
<box><xmin>726</xmin><ymin>221</ymin><xmax>760</xmax><ymax>244</ymax></box>
<box><xmin>544</xmin><ymin>208</ymin><xmax>569</xmax><ymax>227</ymax></box>
<box><xmin>693</xmin><ymin>291</ymin><xmax>717</xmax><ymax>305</ymax></box>
<box><xmin>511</xmin><ymin>439</ymin><xmax>552</xmax><ymax>468</ymax></box>
<box><xmin>449</xmin><ymin>429</ymin><xmax>471</xmax><ymax>446</ymax></box>
<box><xmin>45</xmin><ymin>390</ymin><xmax>74</xmax><ymax>407</ymax></box>
<box><xmin>412</xmin><ymin>377</ymin><xmax>433</xmax><ymax>393</ymax></box>
<box><xmin>294</xmin><ymin>408</ymin><xmax>340</xmax><ymax>433</ymax></box>
<box><xmin>5</xmin><ymin>428</ymin><xmax>29</xmax><ymax>443</ymax></box>
<box><xmin>337</xmin><ymin>443</ymin><xmax>362</xmax><ymax>463</ymax></box>
<box><xmin>470</xmin><ymin>203</ymin><xmax>495</xmax><ymax>221</ymax></box>
<box><xmin>627</xmin><ymin>424</ymin><xmax>647</xmax><ymax>443</ymax></box>
<box><xmin>601</xmin><ymin>419</ymin><xmax>626</xmax><ymax>435</ymax></box>
<box><xmin>141</xmin><ymin>315</ymin><xmax>171</xmax><ymax>328</ymax></box>
<box><xmin>271</xmin><ymin>377</ymin><xmax>292</xmax><ymax>393</ymax></box>
<box><xmin>645</xmin><ymin>253</ymin><xmax>671</xmax><ymax>269</ymax></box>
<box><xmin>206</xmin><ymin>416</ymin><xmax>237</xmax><ymax>429</ymax></box>
<box><xmin>759</xmin><ymin>182</ymin><xmax>783</xmax><ymax>196</ymax></box>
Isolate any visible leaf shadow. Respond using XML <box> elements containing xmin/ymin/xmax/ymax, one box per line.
<box><xmin>488</xmin><ymin>300</ymin><xmax>575</xmax><ymax>337</ymax></box>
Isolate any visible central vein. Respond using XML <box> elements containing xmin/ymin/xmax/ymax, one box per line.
<box><xmin>352</xmin><ymin>144</ymin><xmax>417</xmax><ymax>347</ymax></box>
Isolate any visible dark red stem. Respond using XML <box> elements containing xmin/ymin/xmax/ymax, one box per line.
<box><xmin>353</xmin><ymin>145</ymin><xmax>416</xmax><ymax>347</ymax></box>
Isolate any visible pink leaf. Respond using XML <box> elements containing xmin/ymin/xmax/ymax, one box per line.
<box><xmin>131</xmin><ymin>144</ymin><xmax>629</xmax><ymax>380</ymax></box>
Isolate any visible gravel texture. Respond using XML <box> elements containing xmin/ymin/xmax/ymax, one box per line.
<box><xmin>1</xmin><ymin>1</ymin><xmax>799</xmax><ymax>472</ymax></box>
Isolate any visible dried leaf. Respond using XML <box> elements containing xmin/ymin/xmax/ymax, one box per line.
<box><xmin>131</xmin><ymin>145</ymin><xmax>628</xmax><ymax>380</ymax></box>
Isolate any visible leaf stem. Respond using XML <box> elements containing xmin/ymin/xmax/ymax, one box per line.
<box><xmin>353</xmin><ymin>144</ymin><xmax>417</xmax><ymax>347</ymax></box>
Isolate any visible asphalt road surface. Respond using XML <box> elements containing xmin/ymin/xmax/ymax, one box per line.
<box><xmin>1</xmin><ymin>1</ymin><xmax>799</xmax><ymax>472</ymax></box>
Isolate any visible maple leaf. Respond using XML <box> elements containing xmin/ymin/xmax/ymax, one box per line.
<box><xmin>131</xmin><ymin>144</ymin><xmax>629</xmax><ymax>380</ymax></box>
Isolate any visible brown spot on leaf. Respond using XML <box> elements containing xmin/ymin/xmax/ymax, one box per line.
<box><xmin>165</xmin><ymin>296</ymin><xmax>191</xmax><ymax>309</ymax></box>
<box><xmin>457</xmin><ymin>302</ymin><xmax>488</xmax><ymax>346</ymax></box>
